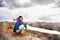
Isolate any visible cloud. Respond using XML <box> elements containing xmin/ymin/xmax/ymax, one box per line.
<box><xmin>0</xmin><ymin>0</ymin><xmax>56</xmax><ymax>8</ymax></box>
<box><xmin>0</xmin><ymin>0</ymin><xmax>33</xmax><ymax>8</ymax></box>
<box><xmin>0</xmin><ymin>0</ymin><xmax>60</xmax><ymax>22</ymax></box>
<box><xmin>0</xmin><ymin>0</ymin><xmax>4</xmax><ymax>7</ymax></box>
<box><xmin>30</xmin><ymin>0</ymin><xmax>55</xmax><ymax>5</ymax></box>
<box><xmin>55</xmin><ymin>0</ymin><xmax>60</xmax><ymax>8</ymax></box>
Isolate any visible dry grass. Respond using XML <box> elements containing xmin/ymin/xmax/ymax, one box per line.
<box><xmin>0</xmin><ymin>22</ymin><xmax>60</xmax><ymax>40</ymax></box>
<box><xmin>0</xmin><ymin>22</ymin><xmax>41</xmax><ymax>40</ymax></box>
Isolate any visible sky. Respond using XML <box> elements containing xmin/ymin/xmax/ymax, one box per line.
<box><xmin>0</xmin><ymin>0</ymin><xmax>60</xmax><ymax>22</ymax></box>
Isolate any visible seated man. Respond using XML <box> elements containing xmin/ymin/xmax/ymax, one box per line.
<box><xmin>13</xmin><ymin>16</ymin><xmax>27</xmax><ymax>34</ymax></box>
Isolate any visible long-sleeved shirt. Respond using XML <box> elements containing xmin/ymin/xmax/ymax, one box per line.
<box><xmin>13</xmin><ymin>20</ymin><xmax>27</xmax><ymax>32</ymax></box>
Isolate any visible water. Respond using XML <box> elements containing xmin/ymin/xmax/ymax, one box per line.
<box><xmin>27</xmin><ymin>25</ymin><xmax>60</xmax><ymax>35</ymax></box>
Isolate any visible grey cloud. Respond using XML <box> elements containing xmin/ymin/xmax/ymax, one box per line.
<box><xmin>0</xmin><ymin>0</ymin><xmax>33</xmax><ymax>8</ymax></box>
<box><xmin>55</xmin><ymin>0</ymin><xmax>60</xmax><ymax>8</ymax></box>
<box><xmin>1</xmin><ymin>0</ymin><xmax>60</xmax><ymax>8</ymax></box>
<box><xmin>0</xmin><ymin>0</ymin><xmax>4</xmax><ymax>7</ymax></box>
<box><xmin>30</xmin><ymin>0</ymin><xmax>55</xmax><ymax>5</ymax></box>
<box><xmin>0</xmin><ymin>0</ymin><xmax>56</xmax><ymax>8</ymax></box>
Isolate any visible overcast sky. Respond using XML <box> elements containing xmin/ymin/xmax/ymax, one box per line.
<box><xmin>0</xmin><ymin>0</ymin><xmax>57</xmax><ymax>8</ymax></box>
<box><xmin>0</xmin><ymin>0</ymin><xmax>60</xmax><ymax>22</ymax></box>
<box><xmin>0</xmin><ymin>0</ymin><xmax>60</xmax><ymax>8</ymax></box>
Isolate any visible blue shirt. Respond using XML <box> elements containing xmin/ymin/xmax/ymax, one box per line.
<box><xmin>14</xmin><ymin>20</ymin><xmax>27</xmax><ymax>33</ymax></box>
<box><xmin>15</xmin><ymin>20</ymin><xmax>26</xmax><ymax>28</ymax></box>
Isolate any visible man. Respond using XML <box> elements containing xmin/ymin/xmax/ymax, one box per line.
<box><xmin>13</xmin><ymin>16</ymin><xmax>27</xmax><ymax>34</ymax></box>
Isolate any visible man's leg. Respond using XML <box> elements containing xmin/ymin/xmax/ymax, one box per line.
<box><xmin>16</xmin><ymin>24</ymin><xmax>25</xmax><ymax>34</ymax></box>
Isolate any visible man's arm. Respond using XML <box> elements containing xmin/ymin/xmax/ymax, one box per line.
<box><xmin>24</xmin><ymin>24</ymin><xmax>27</xmax><ymax>28</ymax></box>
